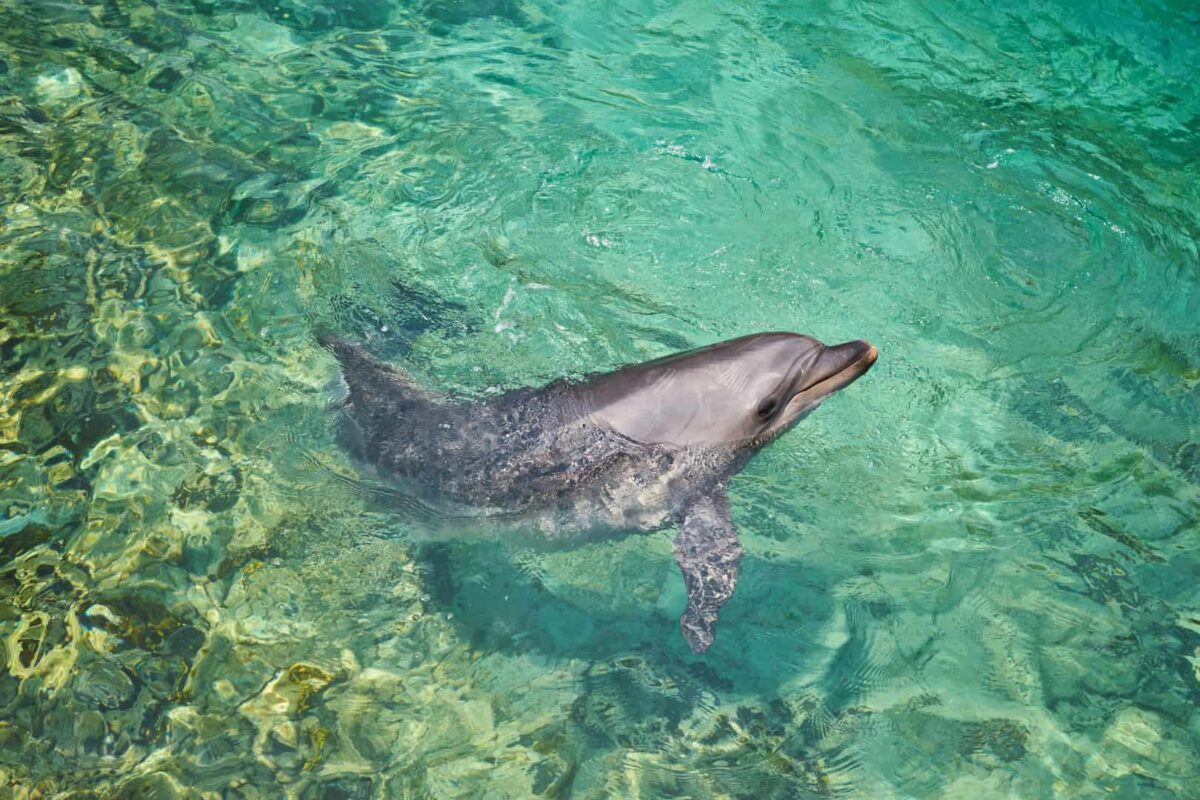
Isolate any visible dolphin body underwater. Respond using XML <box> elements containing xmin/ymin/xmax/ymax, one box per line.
<box><xmin>320</xmin><ymin>332</ymin><xmax>877</xmax><ymax>653</ymax></box>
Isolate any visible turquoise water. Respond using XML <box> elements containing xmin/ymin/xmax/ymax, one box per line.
<box><xmin>1</xmin><ymin>0</ymin><xmax>1199</xmax><ymax>796</ymax></box>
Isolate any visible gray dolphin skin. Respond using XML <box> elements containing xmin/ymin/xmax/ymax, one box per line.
<box><xmin>320</xmin><ymin>332</ymin><xmax>877</xmax><ymax>653</ymax></box>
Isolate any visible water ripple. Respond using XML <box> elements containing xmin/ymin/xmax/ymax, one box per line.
<box><xmin>2</xmin><ymin>0</ymin><xmax>1199</xmax><ymax>796</ymax></box>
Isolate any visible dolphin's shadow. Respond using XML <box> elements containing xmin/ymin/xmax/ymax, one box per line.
<box><xmin>415</xmin><ymin>535</ymin><xmax>853</xmax><ymax>698</ymax></box>
<box><xmin>400</xmin><ymin>536</ymin><xmax>887</xmax><ymax>797</ymax></box>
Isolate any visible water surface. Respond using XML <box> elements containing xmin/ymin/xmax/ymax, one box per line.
<box><xmin>1</xmin><ymin>0</ymin><xmax>1199</xmax><ymax>797</ymax></box>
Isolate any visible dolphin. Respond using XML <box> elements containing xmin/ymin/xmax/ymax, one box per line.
<box><xmin>319</xmin><ymin>332</ymin><xmax>877</xmax><ymax>653</ymax></box>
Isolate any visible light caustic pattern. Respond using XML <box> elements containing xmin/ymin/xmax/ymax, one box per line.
<box><xmin>0</xmin><ymin>0</ymin><xmax>1198</xmax><ymax>797</ymax></box>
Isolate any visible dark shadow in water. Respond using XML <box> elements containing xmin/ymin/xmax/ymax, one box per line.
<box><xmin>393</xmin><ymin>534</ymin><xmax>881</xmax><ymax>797</ymax></box>
<box><xmin>413</xmin><ymin>536</ymin><xmax>845</xmax><ymax>698</ymax></box>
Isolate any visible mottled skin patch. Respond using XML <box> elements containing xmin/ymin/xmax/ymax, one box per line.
<box><xmin>321</xmin><ymin>332</ymin><xmax>876</xmax><ymax>653</ymax></box>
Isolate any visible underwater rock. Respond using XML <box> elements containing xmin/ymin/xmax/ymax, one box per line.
<box><xmin>236</xmin><ymin>660</ymin><xmax>342</xmax><ymax>779</ymax></box>
<box><xmin>73</xmin><ymin>657</ymin><xmax>135</xmax><ymax>710</ymax></box>
<box><xmin>223</xmin><ymin>564</ymin><xmax>313</xmax><ymax>644</ymax></box>
<box><xmin>227</xmin><ymin>173</ymin><xmax>322</xmax><ymax>227</ymax></box>
<box><xmin>1085</xmin><ymin>706</ymin><xmax>1199</xmax><ymax>793</ymax></box>
<box><xmin>336</xmin><ymin>670</ymin><xmax>416</xmax><ymax>767</ymax></box>
<box><xmin>172</xmin><ymin>460</ymin><xmax>241</xmax><ymax>513</ymax></box>
<box><xmin>959</xmin><ymin>718</ymin><xmax>1029</xmax><ymax>765</ymax></box>
<box><xmin>113</xmin><ymin>771</ymin><xmax>188</xmax><ymax>798</ymax></box>
<box><xmin>34</xmin><ymin>68</ymin><xmax>85</xmax><ymax>106</ymax></box>
<box><xmin>73</xmin><ymin>709</ymin><xmax>108</xmax><ymax>758</ymax></box>
<box><xmin>148</xmin><ymin>66</ymin><xmax>184</xmax><ymax>92</ymax></box>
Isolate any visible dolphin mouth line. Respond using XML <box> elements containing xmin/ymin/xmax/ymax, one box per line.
<box><xmin>790</xmin><ymin>343</ymin><xmax>878</xmax><ymax>408</ymax></box>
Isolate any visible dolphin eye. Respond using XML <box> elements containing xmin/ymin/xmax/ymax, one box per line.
<box><xmin>756</xmin><ymin>398</ymin><xmax>779</xmax><ymax>420</ymax></box>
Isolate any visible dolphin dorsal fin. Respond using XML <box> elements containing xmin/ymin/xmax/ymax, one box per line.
<box><xmin>318</xmin><ymin>334</ymin><xmax>441</xmax><ymax>405</ymax></box>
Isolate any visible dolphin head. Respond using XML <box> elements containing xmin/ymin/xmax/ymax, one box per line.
<box><xmin>584</xmin><ymin>332</ymin><xmax>878</xmax><ymax>448</ymax></box>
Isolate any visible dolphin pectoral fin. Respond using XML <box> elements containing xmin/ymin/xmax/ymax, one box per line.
<box><xmin>672</xmin><ymin>491</ymin><xmax>742</xmax><ymax>654</ymax></box>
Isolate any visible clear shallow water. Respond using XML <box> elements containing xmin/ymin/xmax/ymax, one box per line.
<box><xmin>1</xmin><ymin>0</ymin><xmax>1198</xmax><ymax>796</ymax></box>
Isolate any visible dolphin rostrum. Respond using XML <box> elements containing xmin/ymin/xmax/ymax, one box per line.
<box><xmin>320</xmin><ymin>332</ymin><xmax>877</xmax><ymax>653</ymax></box>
